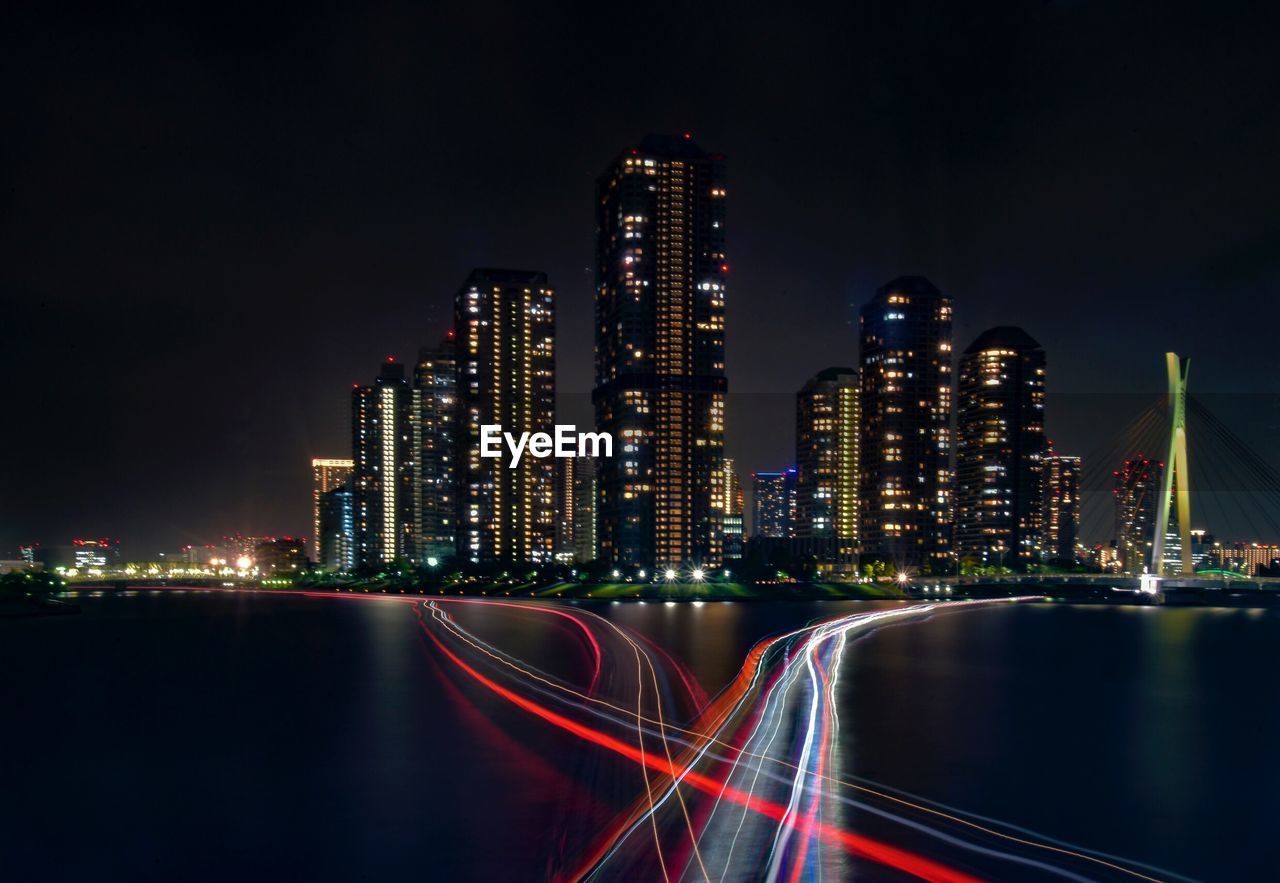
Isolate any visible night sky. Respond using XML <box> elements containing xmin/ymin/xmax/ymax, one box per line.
<box><xmin>3</xmin><ymin>1</ymin><xmax>1279</xmax><ymax>556</ymax></box>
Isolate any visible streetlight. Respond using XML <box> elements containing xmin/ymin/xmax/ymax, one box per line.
<box><xmin>664</xmin><ymin>568</ymin><xmax>677</xmax><ymax>582</ymax></box>
<box><xmin>691</xmin><ymin>568</ymin><xmax>705</xmax><ymax>582</ymax></box>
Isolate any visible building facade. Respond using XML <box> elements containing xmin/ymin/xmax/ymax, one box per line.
<box><xmin>955</xmin><ymin>327</ymin><xmax>1047</xmax><ymax>568</ymax></box>
<box><xmin>352</xmin><ymin>359</ymin><xmax>422</xmax><ymax>567</ymax></box>
<box><xmin>455</xmin><ymin>268</ymin><xmax>556</xmax><ymax>564</ymax></box>
<box><xmin>859</xmin><ymin>276</ymin><xmax>953</xmax><ymax>570</ymax></box>
<box><xmin>720</xmin><ymin>458</ymin><xmax>745</xmax><ymax>560</ymax></box>
<box><xmin>1114</xmin><ymin>456</ymin><xmax>1164</xmax><ymax>574</ymax></box>
<box><xmin>593</xmin><ymin>134</ymin><xmax>728</xmax><ymax>572</ymax></box>
<box><xmin>554</xmin><ymin>458</ymin><xmax>577</xmax><ymax>562</ymax></box>
<box><xmin>1042</xmin><ymin>443</ymin><xmax>1082</xmax><ymax>563</ymax></box>
<box><xmin>752</xmin><ymin>468</ymin><xmax>796</xmax><ymax>539</ymax></box>
<box><xmin>573</xmin><ymin>458</ymin><xmax>598</xmax><ymax>564</ymax></box>
<box><xmin>795</xmin><ymin>367</ymin><xmax>859</xmax><ymax>574</ymax></box>
<box><xmin>311</xmin><ymin>458</ymin><xmax>353</xmax><ymax>561</ymax></box>
<box><xmin>415</xmin><ymin>332</ymin><xmax>458</xmax><ymax>561</ymax></box>
<box><xmin>318</xmin><ymin>484</ymin><xmax>354</xmax><ymax>570</ymax></box>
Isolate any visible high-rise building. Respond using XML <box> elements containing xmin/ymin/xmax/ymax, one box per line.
<box><xmin>720</xmin><ymin>458</ymin><xmax>745</xmax><ymax>560</ymax></box>
<box><xmin>318</xmin><ymin>484</ymin><xmax>354</xmax><ymax>570</ymax></box>
<box><xmin>1114</xmin><ymin>455</ymin><xmax>1164</xmax><ymax>574</ymax></box>
<box><xmin>311</xmin><ymin>458</ymin><xmax>353</xmax><ymax>558</ymax></box>
<box><xmin>572</xmin><ymin>458</ymin><xmax>598</xmax><ymax>564</ymax></box>
<box><xmin>554</xmin><ymin>458</ymin><xmax>577</xmax><ymax>562</ymax></box>
<box><xmin>752</xmin><ymin>469</ymin><xmax>796</xmax><ymax>539</ymax></box>
<box><xmin>1042</xmin><ymin>443</ymin><xmax>1082</xmax><ymax>563</ymax></box>
<box><xmin>456</xmin><ymin>268</ymin><xmax>556</xmax><ymax>564</ymax></box>
<box><xmin>795</xmin><ymin>367</ymin><xmax>860</xmax><ymax>573</ymax></box>
<box><xmin>352</xmin><ymin>359</ymin><xmax>422</xmax><ymax>567</ymax></box>
<box><xmin>859</xmin><ymin>276</ymin><xmax>953</xmax><ymax>569</ymax></box>
<box><xmin>415</xmin><ymin>332</ymin><xmax>458</xmax><ymax>561</ymax></box>
<box><xmin>955</xmin><ymin>327</ymin><xmax>1047</xmax><ymax>567</ymax></box>
<box><xmin>593</xmin><ymin>134</ymin><xmax>728</xmax><ymax>573</ymax></box>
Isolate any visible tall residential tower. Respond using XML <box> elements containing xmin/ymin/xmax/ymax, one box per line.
<box><xmin>593</xmin><ymin>134</ymin><xmax>728</xmax><ymax>573</ymax></box>
<box><xmin>955</xmin><ymin>327</ymin><xmax>1047</xmax><ymax>567</ymax></box>
<box><xmin>795</xmin><ymin>367</ymin><xmax>860</xmax><ymax>574</ymax></box>
<box><xmin>415</xmin><ymin>332</ymin><xmax>458</xmax><ymax>561</ymax></box>
<box><xmin>311</xmin><ymin>458</ymin><xmax>353</xmax><ymax>559</ymax></box>
<box><xmin>352</xmin><ymin>360</ymin><xmax>421</xmax><ymax>567</ymax></box>
<box><xmin>1042</xmin><ymin>443</ymin><xmax>1082</xmax><ymax>563</ymax></box>
<box><xmin>858</xmin><ymin>277</ymin><xmax>953</xmax><ymax>569</ymax></box>
<box><xmin>455</xmin><ymin>268</ymin><xmax>556</xmax><ymax>564</ymax></box>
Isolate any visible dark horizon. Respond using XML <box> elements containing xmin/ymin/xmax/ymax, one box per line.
<box><xmin>4</xmin><ymin>2</ymin><xmax>1279</xmax><ymax>555</ymax></box>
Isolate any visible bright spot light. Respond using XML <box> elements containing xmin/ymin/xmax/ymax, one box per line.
<box><xmin>664</xmin><ymin>568</ymin><xmax>677</xmax><ymax>581</ymax></box>
<box><xmin>691</xmin><ymin>568</ymin><xmax>705</xmax><ymax>582</ymax></box>
<box><xmin>612</xmin><ymin>569</ymin><xmax>620</xmax><ymax>578</ymax></box>
<box><xmin>896</xmin><ymin>571</ymin><xmax>909</xmax><ymax>585</ymax></box>
<box><xmin>236</xmin><ymin>556</ymin><xmax>252</xmax><ymax>570</ymax></box>
<box><xmin>427</xmin><ymin>556</ymin><xmax>438</xmax><ymax>568</ymax></box>
<box><xmin>638</xmin><ymin>570</ymin><xmax>647</xmax><ymax>579</ymax></box>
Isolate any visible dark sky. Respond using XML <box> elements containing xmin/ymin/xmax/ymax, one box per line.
<box><xmin>3</xmin><ymin>1</ymin><xmax>1279</xmax><ymax>556</ymax></box>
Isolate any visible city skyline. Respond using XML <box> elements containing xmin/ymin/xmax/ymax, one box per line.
<box><xmin>5</xmin><ymin>4</ymin><xmax>1280</xmax><ymax>554</ymax></box>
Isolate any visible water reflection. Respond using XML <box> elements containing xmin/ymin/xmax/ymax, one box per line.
<box><xmin>3</xmin><ymin>594</ymin><xmax>1278</xmax><ymax>880</ymax></box>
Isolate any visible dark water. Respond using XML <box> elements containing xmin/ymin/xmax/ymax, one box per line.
<box><xmin>3</xmin><ymin>593</ymin><xmax>1277</xmax><ymax>880</ymax></box>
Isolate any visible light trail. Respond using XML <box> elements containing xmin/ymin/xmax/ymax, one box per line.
<box><xmin>108</xmin><ymin>585</ymin><xmax>1185</xmax><ymax>882</ymax></box>
<box><xmin>420</xmin><ymin>619</ymin><xmax>981</xmax><ymax>883</ymax></box>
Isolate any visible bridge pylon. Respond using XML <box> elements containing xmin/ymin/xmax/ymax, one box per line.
<box><xmin>1151</xmin><ymin>352</ymin><xmax>1193</xmax><ymax>578</ymax></box>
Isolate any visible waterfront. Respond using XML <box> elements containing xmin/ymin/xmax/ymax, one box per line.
<box><xmin>3</xmin><ymin>592</ymin><xmax>1277</xmax><ymax>880</ymax></box>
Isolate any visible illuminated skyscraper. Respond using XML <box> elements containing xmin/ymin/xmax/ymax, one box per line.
<box><xmin>415</xmin><ymin>332</ymin><xmax>457</xmax><ymax>561</ymax></box>
<box><xmin>318</xmin><ymin>484</ymin><xmax>354</xmax><ymax>570</ymax></box>
<box><xmin>859</xmin><ymin>276</ymin><xmax>953</xmax><ymax>569</ymax></box>
<box><xmin>593</xmin><ymin>134</ymin><xmax>728</xmax><ymax>572</ymax></box>
<box><xmin>955</xmin><ymin>327</ymin><xmax>1047</xmax><ymax>567</ymax></box>
<box><xmin>352</xmin><ymin>359</ymin><xmax>422</xmax><ymax>567</ymax></box>
<box><xmin>1042</xmin><ymin>443</ymin><xmax>1082</xmax><ymax>563</ymax></box>
<box><xmin>752</xmin><ymin>469</ymin><xmax>796</xmax><ymax>539</ymax></box>
<box><xmin>311</xmin><ymin>458</ymin><xmax>353</xmax><ymax>558</ymax></box>
<box><xmin>720</xmin><ymin>458</ymin><xmax>745</xmax><ymax>560</ymax></box>
<box><xmin>572</xmin><ymin>458</ymin><xmax>598</xmax><ymax>564</ymax></box>
<box><xmin>795</xmin><ymin>368</ymin><xmax>860</xmax><ymax>573</ymax></box>
<box><xmin>554</xmin><ymin>458</ymin><xmax>577</xmax><ymax>562</ymax></box>
<box><xmin>1115</xmin><ymin>456</ymin><xmax>1163</xmax><ymax>573</ymax></box>
<box><xmin>456</xmin><ymin>268</ymin><xmax>555</xmax><ymax>564</ymax></box>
